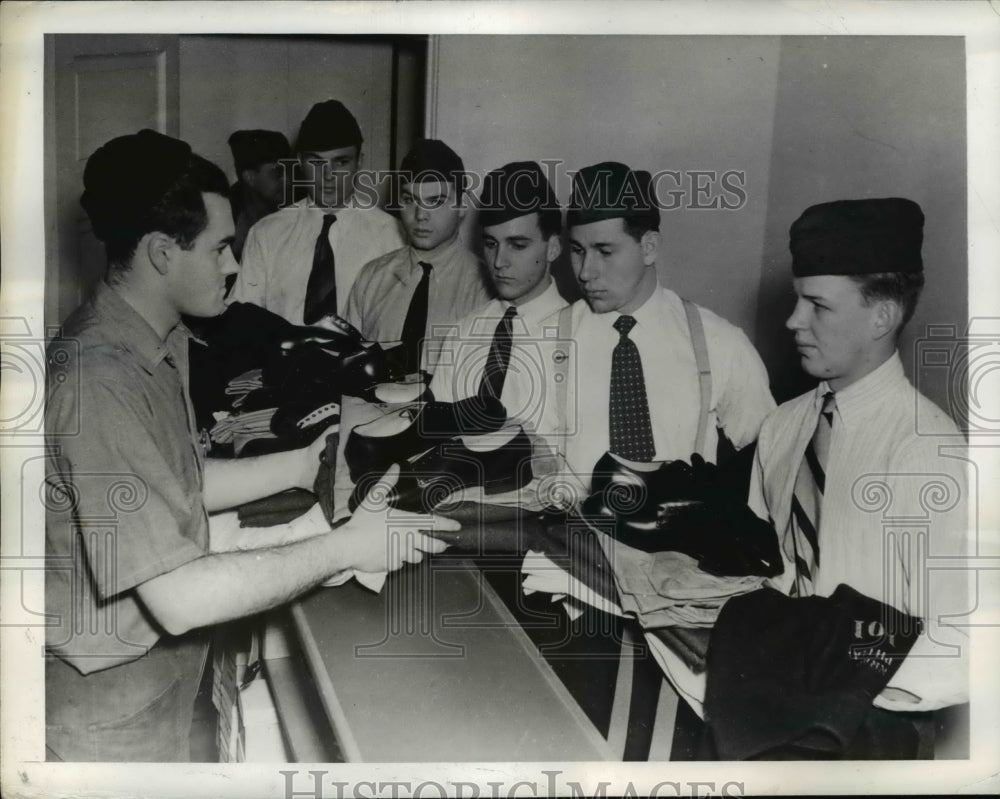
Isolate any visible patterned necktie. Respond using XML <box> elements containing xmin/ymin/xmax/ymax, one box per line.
<box><xmin>787</xmin><ymin>390</ymin><xmax>836</xmax><ymax>596</ymax></box>
<box><xmin>479</xmin><ymin>306</ymin><xmax>517</xmax><ymax>399</ymax></box>
<box><xmin>608</xmin><ymin>315</ymin><xmax>655</xmax><ymax>461</ymax></box>
<box><xmin>400</xmin><ymin>260</ymin><xmax>432</xmax><ymax>373</ymax></box>
<box><xmin>302</xmin><ymin>214</ymin><xmax>337</xmax><ymax>325</ymax></box>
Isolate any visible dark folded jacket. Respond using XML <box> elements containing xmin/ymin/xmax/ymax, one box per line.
<box><xmin>702</xmin><ymin>584</ymin><xmax>923</xmax><ymax>760</ymax></box>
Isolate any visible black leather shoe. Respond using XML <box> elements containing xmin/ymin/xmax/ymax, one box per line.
<box><xmin>587</xmin><ymin>452</ymin><xmax>702</xmax><ymax>516</ymax></box>
<box><xmin>344</xmin><ymin>395</ymin><xmax>507</xmax><ymax>483</ymax></box>
<box><xmin>582</xmin><ymin>451</ymin><xmax>782</xmax><ymax>577</ymax></box>
<box><xmin>349</xmin><ymin>426</ymin><xmax>533</xmax><ymax>513</ymax></box>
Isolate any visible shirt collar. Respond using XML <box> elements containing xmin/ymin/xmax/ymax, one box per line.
<box><xmin>395</xmin><ymin>235</ymin><xmax>464</xmax><ymax>283</ymax></box>
<box><xmin>300</xmin><ymin>195</ymin><xmax>364</xmax><ymax>215</ymax></box>
<box><xmin>815</xmin><ymin>351</ymin><xmax>904</xmax><ymax>429</ymax></box>
<box><xmin>602</xmin><ymin>278</ymin><xmax>661</xmax><ymax>330</ymax></box>
<box><xmin>90</xmin><ymin>283</ymin><xmax>190</xmax><ymax>373</ymax></box>
<box><xmin>504</xmin><ymin>279</ymin><xmax>565</xmax><ymax>327</ymax></box>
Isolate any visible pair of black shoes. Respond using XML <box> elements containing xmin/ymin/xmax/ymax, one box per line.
<box><xmin>581</xmin><ymin>452</ymin><xmax>782</xmax><ymax>578</ymax></box>
<box><xmin>344</xmin><ymin>395</ymin><xmax>508</xmax><ymax>482</ymax></box>
<box><xmin>345</xmin><ymin>396</ymin><xmax>534</xmax><ymax>513</ymax></box>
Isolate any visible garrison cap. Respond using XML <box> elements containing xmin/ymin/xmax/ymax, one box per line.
<box><xmin>295</xmin><ymin>100</ymin><xmax>363</xmax><ymax>153</ymax></box>
<box><xmin>477</xmin><ymin>160</ymin><xmax>561</xmax><ymax>232</ymax></box>
<box><xmin>228</xmin><ymin>129</ymin><xmax>291</xmax><ymax>173</ymax></box>
<box><xmin>399</xmin><ymin>139</ymin><xmax>466</xmax><ymax>188</ymax></box>
<box><xmin>566</xmin><ymin>161</ymin><xmax>659</xmax><ymax>230</ymax></box>
<box><xmin>790</xmin><ymin>198</ymin><xmax>924</xmax><ymax>277</ymax></box>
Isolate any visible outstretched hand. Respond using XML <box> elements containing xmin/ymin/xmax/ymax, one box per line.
<box><xmin>338</xmin><ymin>464</ymin><xmax>458</xmax><ymax>573</ymax></box>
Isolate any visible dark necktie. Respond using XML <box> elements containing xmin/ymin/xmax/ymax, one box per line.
<box><xmin>302</xmin><ymin>214</ymin><xmax>337</xmax><ymax>325</ymax></box>
<box><xmin>400</xmin><ymin>260</ymin><xmax>432</xmax><ymax>373</ymax></box>
<box><xmin>787</xmin><ymin>391</ymin><xmax>836</xmax><ymax>596</ymax></box>
<box><xmin>479</xmin><ymin>306</ymin><xmax>517</xmax><ymax>399</ymax></box>
<box><xmin>608</xmin><ymin>315</ymin><xmax>655</xmax><ymax>461</ymax></box>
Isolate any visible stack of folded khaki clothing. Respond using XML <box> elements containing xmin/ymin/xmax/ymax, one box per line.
<box><xmin>226</xmin><ymin>368</ymin><xmax>264</xmax><ymax>404</ymax></box>
<box><xmin>210</xmin><ymin>408</ymin><xmax>279</xmax><ymax>455</ymax></box>
<box><xmin>599</xmin><ymin>536</ymin><xmax>764</xmax><ymax>629</ymax></box>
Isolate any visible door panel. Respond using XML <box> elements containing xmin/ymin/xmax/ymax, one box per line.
<box><xmin>47</xmin><ymin>35</ymin><xmax>179</xmax><ymax>328</ymax></box>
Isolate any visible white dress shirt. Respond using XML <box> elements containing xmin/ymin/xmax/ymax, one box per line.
<box><xmin>228</xmin><ymin>198</ymin><xmax>404</xmax><ymax>326</ymax></box>
<box><xmin>553</xmin><ymin>283</ymin><xmax>775</xmax><ymax>481</ymax></box>
<box><xmin>343</xmin><ymin>236</ymin><xmax>492</xmax><ymax>373</ymax></box>
<box><xmin>750</xmin><ymin>352</ymin><xmax>970</xmax><ymax>711</ymax></box>
<box><xmin>429</xmin><ymin>279</ymin><xmax>568</xmax><ymax>432</ymax></box>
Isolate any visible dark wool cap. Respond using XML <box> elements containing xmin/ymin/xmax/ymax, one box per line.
<box><xmin>566</xmin><ymin>161</ymin><xmax>659</xmax><ymax>229</ymax></box>
<box><xmin>228</xmin><ymin>129</ymin><xmax>291</xmax><ymax>173</ymax></box>
<box><xmin>80</xmin><ymin>129</ymin><xmax>192</xmax><ymax>243</ymax></box>
<box><xmin>399</xmin><ymin>139</ymin><xmax>466</xmax><ymax>187</ymax></box>
<box><xmin>295</xmin><ymin>100</ymin><xmax>363</xmax><ymax>153</ymax></box>
<box><xmin>790</xmin><ymin>198</ymin><xmax>924</xmax><ymax>277</ymax></box>
<box><xmin>477</xmin><ymin>160</ymin><xmax>561</xmax><ymax>232</ymax></box>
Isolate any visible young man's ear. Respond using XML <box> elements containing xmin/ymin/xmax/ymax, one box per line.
<box><xmin>145</xmin><ymin>232</ymin><xmax>177</xmax><ymax>275</ymax></box>
<box><xmin>545</xmin><ymin>233</ymin><xmax>562</xmax><ymax>263</ymax></box>
<box><xmin>640</xmin><ymin>230</ymin><xmax>661</xmax><ymax>266</ymax></box>
<box><xmin>872</xmin><ymin>298</ymin><xmax>904</xmax><ymax>341</ymax></box>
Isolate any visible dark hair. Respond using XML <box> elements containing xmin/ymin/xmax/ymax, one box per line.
<box><xmin>537</xmin><ymin>209</ymin><xmax>562</xmax><ymax>240</ymax></box>
<box><xmin>105</xmin><ymin>154</ymin><xmax>230</xmax><ymax>270</ymax></box>
<box><xmin>849</xmin><ymin>270</ymin><xmax>925</xmax><ymax>329</ymax></box>
<box><xmin>622</xmin><ymin>213</ymin><xmax>660</xmax><ymax>243</ymax></box>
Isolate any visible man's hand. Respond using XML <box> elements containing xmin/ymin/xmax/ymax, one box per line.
<box><xmin>336</xmin><ymin>464</ymin><xmax>458</xmax><ymax>573</ymax></box>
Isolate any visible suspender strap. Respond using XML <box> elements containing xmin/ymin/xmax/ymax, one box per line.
<box><xmin>682</xmin><ymin>298</ymin><xmax>712</xmax><ymax>459</ymax></box>
<box><xmin>553</xmin><ymin>305</ymin><xmax>574</xmax><ymax>454</ymax></box>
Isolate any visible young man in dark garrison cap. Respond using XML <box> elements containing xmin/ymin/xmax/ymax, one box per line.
<box><xmin>44</xmin><ymin>130</ymin><xmax>453</xmax><ymax>762</ymax></box>
<box><xmin>553</xmin><ymin>161</ymin><xmax>774</xmax><ymax>484</ymax></box>
<box><xmin>344</xmin><ymin>139</ymin><xmax>491</xmax><ymax>375</ymax></box>
<box><xmin>228</xmin><ymin>100</ymin><xmax>403</xmax><ymax>326</ymax></box>
<box><xmin>745</xmin><ymin>198</ymin><xmax>969</xmax><ymax>728</ymax></box>
<box><xmin>429</xmin><ymin>160</ymin><xmax>567</xmax><ymax>431</ymax></box>
<box><xmin>226</xmin><ymin>129</ymin><xmax>290</xmax><ymax>262</ymax></box>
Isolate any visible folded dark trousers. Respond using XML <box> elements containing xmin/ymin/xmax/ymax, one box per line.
<box><xmin>702</xmin><ymin>584</ymin><xmax>922</xmax><ymax>760</ymax></box>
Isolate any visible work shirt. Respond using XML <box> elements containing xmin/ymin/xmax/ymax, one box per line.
<box><xmin>343</xmin><ymin>236</ymin><xmax>492</xmax><ymax>372</ymax></box>
<box><xmin>749</xmin><ymin>352</ymin><xmax>970</xmax><ymax>712</ymax></box>
<box><xmin>45</xmin><ymin>283</ymin><xmax>209</xmax><ymax>675</ymax></box>
<box><xmin>228</xmin><ymin>197</ymin><xmax>404</xmax><ymax>325</ymax></box>
<box><xmin>553</xmin><ymin>283</ymin><xmax>775</xmax><ymax>481</ymax></box>
<box><xmin>429</xmin><ymin>279</ymin><xmax>567</xmax><ymax>432</ymax></box>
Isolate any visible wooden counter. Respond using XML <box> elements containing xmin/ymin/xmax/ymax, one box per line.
<box><xmin>271</xmin><ymin>558</ymin><xmax>615</xmax><ymax>762</ymax></box>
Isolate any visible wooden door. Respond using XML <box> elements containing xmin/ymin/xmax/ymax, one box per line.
<box><xmin>46</xmin><ymin>34</ymin><xmax>179</xmax><ymax>328</ymax></box>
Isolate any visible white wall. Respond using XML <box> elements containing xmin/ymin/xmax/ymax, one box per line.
<box><xmin>431</xmin><ymin>35</ymin><xmax>783</xmax><ymax>338</ymax></box>
<box><xmin>431</xmin><ymin>35</ymin><xmax>967</xmax><ymax>413</ymax></box>
<box><xmin>756</xmin><ymin>36</ymin><xmax>967</xmax><ymax>404</ymax></box>
<box><xmin>179</xmin><ymin>35</ymin><xmax>394</xmax><ymax>183</ymax></box>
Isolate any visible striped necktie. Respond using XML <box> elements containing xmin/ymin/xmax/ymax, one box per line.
<box><xmin>479</xmin><ymin>306</ymin><xmax>517</xmax><ymax>399</ymax></box>
<box><xmin>787</xmin><ymin>390</ymin><xmax>836</xmax><ymax>597</ymax></box>
<box><xmin>302</xmin><ymin>214</ymin><xmax>337</xmax><ymax>324</ymax></box>
<box><xmin>609</xmin><ymin>315</ymin><xmax>656</xmax><ymax>462</ymax></box>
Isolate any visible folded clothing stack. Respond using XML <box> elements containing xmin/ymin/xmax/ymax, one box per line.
<box><xmin>210</xmin><ymin>408</ymin><xmax>279</xmax><ymax>456</ymax></box>
<box><xmin>702</xmin><ymin>584</ymin><xmax>923</xmax><ymax>760</ymax></box>
<box><xmin>598</xmin><ymin>535</ymin><xmax>764</xmax><ymax>629</ymax></box>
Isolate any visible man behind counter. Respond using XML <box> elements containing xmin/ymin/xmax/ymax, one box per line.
<box><xmin>44</xmin><ymin>129</ymin><xmax>454</xmax><ymax>762</ymax></box>
<box><xmin>749</xmin><ymin>198</ymin><xmax>969</xmax><ymax>734</ymax></box>
<box><xmin>555</xmin><ymin>161</ymin><xmax>774</xmax><ymax>484</ymax></box>
<box><xmin>225</xmin><ymin>128</ymin><xmax>290</xmax><ymax>262</ymax></box>
<box><xmin>429</xmin><ymin>160</ymin><xmax>567</xmax><ymax>431</ymax></box>
<box><xmin>228</xmin><ymin>99</ymin><xmax>404</xmax><ymax>325</ymax></box>
<box><xmin>344</xmin><ymin>138</ymin><xmax>491</xmax><ymax>375</ymax></box>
